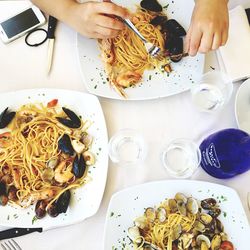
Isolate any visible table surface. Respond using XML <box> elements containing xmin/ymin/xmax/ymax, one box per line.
<box><xmin>0</xmin><ymin>1</ymin><xmax>250</xmax><ymax>249</ymax></box>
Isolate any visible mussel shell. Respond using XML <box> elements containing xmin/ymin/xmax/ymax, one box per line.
<box><xmin>196</xmin><ymin>234</ymin><xmax>211</xmax><ymax>248</ymax></box>
<box><xmin>62</xmin><ymin>108</ymin><xmax>81</xmax><ymax>126</ymax></box>
<box><xmin>55</xmin><ymin>190</ymin><xmax>71</xmax><ymax>214</ymax></box>
<box><xmin>144</xmin><ymin>207</ymin><xmax>156</xmax><ymax>222</ymax></box>
<box><xmin>72</xmin><ymin>154</ymin><xmax>86</xmax><ymax>178</ymax></box>
<box><xmin>8</xmin><ymin>186</ymin><xmax>18</xmax><ymax>201</ymax></box>
<box><xmin>0</xmin><ymin>108</ymin><xmax>16</xmax><ymax>129</ymax></box>
<box><xmin>186</xmin><ymin>197</ymin><xmax>199</xmax><ymax>215</ymax></box>
<box><xmin>150</xmin><ymin>15</ymin><xmax>168</xmax><ymax>26</ymax></box>
<box><xmin>168</xmin><ymin>199</ymin><xmax>178</xmax><ymax>213</ymax></box>
<box><xmin>35</xmin><ymin>200</ymin><xmax>48</xmax><ymax>219</ymax></box>
<box><xmin>0</xmin><ymin>195</ymin><xmax>8</xmax><ymax>206</ymax></box>
<box><xmin>0</xmin><ymin>182</ymin><xmax>7</xmax><ymax>196</ymax></box>
<box><xmin>200</xmin><ymin>213</ymin><xmax>213</xmax><ymax>225</ymax></box>
<box><xmin>58</xmin><ymin>134</ymin><xmax>75</xmax><ymax>156</ymax></box>
<box><xmin>140</xmin><ymin>0</ymin><xmax>163</xmax><ymax>12</ymax></box>
<box><xmin>177</xmin><ymin>201</ymin><xmax>187</xmax><ymax>216</ymax></box>
<box><xmin>56</xmin><ymin>107</ymin><xmax>81</xmax><ymax>129</ymax></box>
<box><xmin>56</xmin><ymin>117</ymin><xmax>80</xmax><ymax>129</ymax></box>
<box><xmin>162</xmin><ymin>19</ymin><xmax>186</xmax><ymax>37</ymax></box>
<box><xmin>211</xmin><ymin>234</ymin><xmax>222</xmax><ymax>250</ymax></box>
<box><xmin>174</xmin><ymin>192</ymin><xmax>187</xmax><ymax>203</ymax></box>
<box><xmin>165</xmin><ymin>36</ymin><xmax>183</xmax><ymax>62</ymax></box>
<box><xmin>47</xmin><ymin>203</ymin><xmax>59</xmax><ymax>217</ymax></box>
<box><xmin>156</xmin><ymin>207</ymin><xmax>167</xmax><ymax>223</ymax></box>
<box><xmin>215</xmin><ymin>218</ymin><xmax>224</xmax><ymax>233</ymax></box>
<box><xmin>201</xmin><ymin>198</ymin><xmax>217</xmax><ymax>210</ymax></box>
<box><xmin>208</xmin><ymin>207</ymin><xmax>221</xmax><ymax>218</ymax></box>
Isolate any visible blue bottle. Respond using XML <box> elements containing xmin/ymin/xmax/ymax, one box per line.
<box><xmin>199</xmin><ymin>128</ymin><xmax>250</xmax><ymax>179</ymax></box>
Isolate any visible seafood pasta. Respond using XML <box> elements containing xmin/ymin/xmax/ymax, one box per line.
<box><xmin>128</xmin><ymin>193</ymin><xmax>234</xmax><ymax>250</ymax></box>
<box><xmin>99</xmin><ymin>0</ymin><xmax>186</xmax><ymax>98</ymax></box>
<box><xmin>0</xmin><ymin>100</ymin><xmax>95</xmax><ymax>219</ymax></box>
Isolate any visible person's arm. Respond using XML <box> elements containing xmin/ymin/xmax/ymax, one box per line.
<box><xmin>31</xmin><ymin>0</ymin><xmax>129</xmax><ymax>39</ymax></box>
<box><xmin>185</xmin><ymin>0</ymin><xmax>229</xmax><ymax>56</ymax></box>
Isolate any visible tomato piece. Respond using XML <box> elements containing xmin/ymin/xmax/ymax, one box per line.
<box><xmin>47</xmin><ymin>99</ymin><xmax>58</xmax><ymax>108</ymax></box>
<box><xmin>220</xmin><ymin>241</ymin><xmax>234</xmax><ymax>250</ymax></box>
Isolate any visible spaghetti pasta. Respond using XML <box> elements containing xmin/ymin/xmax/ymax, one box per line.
<box><xmin>0</xmin><ymin>100</ymin><xmax>95</xmax><ymax>219</ymax></box>
<box><xmin>127</xmin><ymin>193</ymin><xmax>234</xmax><ymax>250</ymax></box>
<box><xmin>99</xmin><ymin>9</ymin><xmax>171</xmax><ymax>98</ymax></box>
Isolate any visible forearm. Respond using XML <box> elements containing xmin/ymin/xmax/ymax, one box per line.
<box><xmin>31</xmin><ymin>0</ymin><xmax>77</xmax><ymax>22</ymax></box>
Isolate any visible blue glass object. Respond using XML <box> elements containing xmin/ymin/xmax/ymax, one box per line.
<box><xmin>199</xmin><ymin>128</ymin><xmax>250</xmax><ymax>179</ymax></box>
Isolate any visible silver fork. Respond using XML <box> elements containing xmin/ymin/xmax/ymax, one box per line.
<box><xmin>1</xmin><ymin>239</ymin><xmax>22</xmax><ymax>250</ymax></box>
<box><xmin>121</xmin><ymin>18</ymin><xmax>161</xmax><ymax>57</ymax></box>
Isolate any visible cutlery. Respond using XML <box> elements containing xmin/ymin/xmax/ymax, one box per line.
<box><xmin>1</xmin><ymin>239</ymin><xmax>22</xmax><ymax>250</ymax></box>
<box><xmin>120</xmin><ymin>18</ymin><xmax>161</xmax><ymax>57</ymax></box>
<box><xmin>0</xmin><ymin>227</ymin><xmax>42</xmax><ymax>241</ymax></box>
<box><xmin>46</xmin><ymin>16</ymin><xmax>58</xmax><ymax>74</ymax></box>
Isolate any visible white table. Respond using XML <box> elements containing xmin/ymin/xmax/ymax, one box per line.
<box><xmin>0</xmin><ymin>1</ymin><xmax>249</xmax><ymax>249</ymax></box>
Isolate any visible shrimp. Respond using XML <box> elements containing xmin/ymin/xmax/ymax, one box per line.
<box><xmin>12</xmin><ymin>168</ymin><xmax>21</xmax><ymax>189</ymax></box>
<box><xmin>31</xmin><ymin>187</ymin><xmax>60</xmax><ymax>200</ymax></box>
<box><xmin>99</xmin><ymin>39</ymin><xmax>115</xmax><ymax>64</ymax></box>
<box><xmin>116</xmin><ymin>71</ymin><xmax>142</xmax><ymax>88</ymax></box>
<box><xmin>54</xmin><ymin>161</ymin><xmax>74</xmax><ymax>184</ymax></box>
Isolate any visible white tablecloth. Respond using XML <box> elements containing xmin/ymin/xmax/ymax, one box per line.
<box><xmin>0</xmin><ymin>1</ymin><xmax>249</xmax><ymax>249</ymax></box>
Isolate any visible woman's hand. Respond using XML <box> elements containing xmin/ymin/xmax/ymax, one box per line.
<box><xmin>67</xmin><ymin>1</ymin><xmax>129</xmax><ymax>39</ymax></box>
<box><xmin>185</xmin><ymin>0</ymin><xmax>229</xmax><ymax>56</ymax></box>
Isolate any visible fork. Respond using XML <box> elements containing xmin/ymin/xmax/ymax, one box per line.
<box><xmin>1</xmin><ymin>239</ymin><xmax>22</xmax><ymax>250</ymax></box>
<box><xmin>121</xmin><ymin>18</ymin><xmax>161</xmax><ymax>57</ymax></box>
<box><xmin>120</xmin><ymin>18</ymin><xmax>189</xmax><ymax>61</ymax></box>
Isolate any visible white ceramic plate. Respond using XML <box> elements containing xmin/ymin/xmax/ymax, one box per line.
<box><xmin>103</xmin><ymin>180</ymin><xmax>250</xmax><ymax>249</ymax></box>
<box><xmin>0</xmin><ymin>89</ymin><xmax>108</xmax><ymax>230</ymax></box>
<box><xmin>235</xmin><ymin>78</ymin><xmax>250</xmax><ymax>134</ymax></box>
<box><xmin>76</xmin><ymin>0</ymin><xmax>205</xmax><ymax>100</ymax></box>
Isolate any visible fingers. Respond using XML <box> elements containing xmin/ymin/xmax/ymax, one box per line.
<box><xmin>97</xmin><ymin>2</ymin><xmax>129</xmax><ymax>19</ymax></box>
<box><xmin>95</xmin><ymin>25</ymin><xmax>120</xmax><ymax>38</ymax></box>
<box><xmin>184</xmin><ymin>28</ymin><xmax>191</xmax><ymax>54</ymax></box>
<box><xmin>188</xmin><ymin>28</ymin><xmax>202</xmax><ymax>56</ymax></box>
<box><xmin>95</xmin><ymin>15</ymin><xmax>124</xmax><ymax>30</ymax></box>
<box><xmin>187</xmin><ymin>28</ymin><xmax>227</xmax><ymax>56</ymax></box>
<box><xmin>199</xmin><ymin>29</ymin><xmax>213</xmax><ymax>53</ymax></box>
<box><xmin>221</xmin><ymin>29</ymin><xmax>228</xmax><ymax>46</ymax></box>
<box><xmin>211</xmin><ymin>33</ymin><xmax>221</xmax><ymax>50</ymax></box>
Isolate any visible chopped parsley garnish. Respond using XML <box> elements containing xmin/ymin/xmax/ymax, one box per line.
<box><xmin>32</xmin><ymin>216</ymin><xmax>38</xmax><ymax>225</ymax></box>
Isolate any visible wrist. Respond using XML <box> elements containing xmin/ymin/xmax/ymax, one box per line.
<box><xmin>60</xmin><ymin>0</ymin><xmax>79</xmax><ymax>23</ymax></box>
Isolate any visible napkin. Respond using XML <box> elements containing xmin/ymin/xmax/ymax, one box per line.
<box><xmin>217</xmin><ymin>5</ymin><xmax>250</xmax><ymax>82</ymax></box>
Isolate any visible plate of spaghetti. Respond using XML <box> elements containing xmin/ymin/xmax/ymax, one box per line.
<box><xmin>0</xmin><ymin>89</ymin><xmax>108</xmax><ymax>229</ymax></box>
<box><xmin>77</xmin><ymin>0</ymin><xmax>204</xmax><ymax>100</ymax></box>
<box><xmin>103</xmin><ymin>180</ymin><xmax>249</xmax><ymax>249</ymax></box>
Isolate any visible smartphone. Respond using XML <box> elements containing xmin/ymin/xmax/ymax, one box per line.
<box><xmin>0</xmin><ymin>6</ymin><xmax>46</xmax><ymax>44</ymax></box>
<box><xmin>246</xmin><ymin>8</ymin><xmax>250</xmax><ymax>25</ymax></box>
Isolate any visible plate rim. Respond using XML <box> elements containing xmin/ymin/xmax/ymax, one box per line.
<box><xmin>103</xmin><ymin>179</ymin><xmax>249</xmax><ymax>247</ymax></box>
<box><xmin>235</xmin><ymin>78</ymin><xmax>250</xmax><ymax>130</ymax></box>
<box><xmin>75</xmin><ymin>0</ymin><xmax>205</xmax><ymax>101</ymax></box>
<box><xmin>0</xmin><ymin>88</ymin><xmax>109</xmax><ymax>229</ymax></box>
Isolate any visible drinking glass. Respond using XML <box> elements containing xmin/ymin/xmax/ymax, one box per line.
<box><xmin>191</xmin><ymin>71</ymin><xmax>233</xmax><ymax>113</ymax></box>
<box><xmin>108</xmin><ymin>129</ymin><xmax>147</xmax><ymax>166</ymax></box>
<box><xmin>161</xmin><ymin>138</ymin><xmax>201</xmax><ymax>178</ymax></box>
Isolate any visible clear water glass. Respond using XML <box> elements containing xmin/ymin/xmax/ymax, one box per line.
<box><xmin>109</xmin><ymin>129</ymin><xmax>147</xmax><ymax>166</ymax></box>
<box><xmin>162</xmin><ymin>138</ymin><xmax>201</xmax><ymax>178</ymax></box>
<box><xmin>191</xmin><ymin>71</ymin><xmax>233</xmax><ymax>112</ymax></box>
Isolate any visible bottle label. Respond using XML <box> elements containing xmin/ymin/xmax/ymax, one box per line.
<box><xmin>201</xmin><ymin>143</ymin><xmax>221</xmax><ymax>169</ymax></box>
